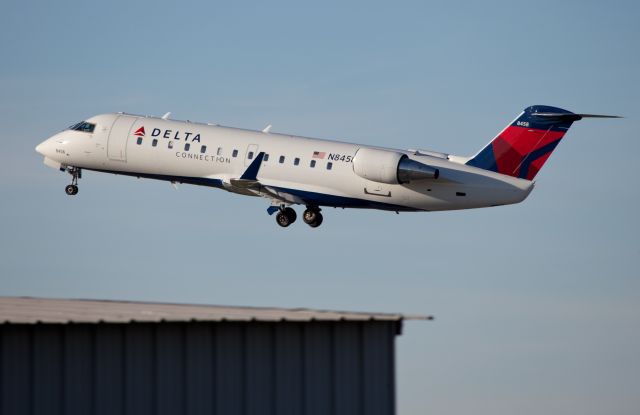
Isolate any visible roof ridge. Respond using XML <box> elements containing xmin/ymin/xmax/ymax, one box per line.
<box><xmin>0</xmin><ymin>297</ymin><xmax>432</xmax><ymax>324</ymax></box>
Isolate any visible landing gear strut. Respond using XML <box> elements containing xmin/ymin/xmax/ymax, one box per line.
<box><xmin>65</xmin><ymin>167</ymin><xmax>81</xmax><ymax>196</ymax></box>
<box><xmin>275</xmin><ymin>206</ymin><xmax>297</xmax><ymax>227</ymax></box>
<box><xmin>303</xmin><ymin>207</ymin><xmax>323</xmax><ymax>228</ymax></box>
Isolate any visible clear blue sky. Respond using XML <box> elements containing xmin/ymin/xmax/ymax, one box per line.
<box><xmin>1</xmin><ymin>1</ymin><xmax>639</xmax><ymax>414</ymax></box>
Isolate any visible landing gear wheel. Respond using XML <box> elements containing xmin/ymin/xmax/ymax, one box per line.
<box><xmin>65</xmin><ymin>184</ymin><xmax>78</xmax><ymax>195</ymax></box>
<box><xmin>303</xmin><ymin>208</ymin><xmax>323</xmax><ymax>228</ymax></box>
<box><xmin>276</xmin><ymin>211</ymin><xmax>291</xmax><ymax>227</ymax></box>
<box><xmin>284</xmin><ymin>207</ymin><xmax>297</xmax><ymax>224</ymax></box>
<box><xmin>308</xmin><ymin>212</ymin><xmax>323</xmax><ymax>228</ymax></box>
<box><xmin>276</xmin><ymin>207</ymin><xmax>297</xmax><ymax>227</ymax></box>
<box><xmin>303</xmin><ymin>208</ymin><xmax>318</xmax><ymax>224</ymax></box>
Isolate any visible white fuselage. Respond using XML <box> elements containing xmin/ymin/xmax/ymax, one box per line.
<box><xmin>36</xmin><ymin>113</ymin><xmax>534</xmax><ymax>212</ymax></box>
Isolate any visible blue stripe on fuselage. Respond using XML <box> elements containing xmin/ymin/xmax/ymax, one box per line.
<box><xmin>83</xmin><ymin>168</ymin><xmax>418</xmax><ymax>211</ymax></box>
<box><xmin>269</xmin><ymin>186</ymin><xmax>418</xmax><ymax>211</ymax></box>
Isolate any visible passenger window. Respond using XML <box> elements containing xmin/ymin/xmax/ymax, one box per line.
<box><xmin>279</xmin><ymin>156</ymin><xmax>285</xmax><ymax>164</ymax></box>
<box><xmin>201</xmin><ymin>145</ymin><xmax>207</xmax><ymax>154</ymax></box>
<box><xmin>294</xmin><ymin>158</ymin><xmax>300</xmax><ymax>166</ymax></box>
<box><xmin>168</xmin><ymin>141</ymin><xmax>174</xmax><ymax>149</ymax></box>
<box><xmin>152</xmin><ymin>139</ymin><xmax>158</xmax><ymax>147</ymax></box>
<box><xmin>185</xmin><ymin>143</ymin><xmax>190</xmax><ymax>151</ymax></box>
<box><xmin>248</xmin><ymin>151</ymin><xmax>254</xmax><ymax>160</ymax></box>
<box><xmin>137</xmin><ymin>137</ymin><xmax>143</xmax><ymax>145</ymax></box>
<box><xmin>326</xmin><ymin>162</ymin><xmax>333</xmax><ymax>170</ymax></box>
<box><xmin>264</xmin><ymin>154</ymin><xmax>269</xmax><ymax>162</ymax></box>
<box><xmin>310</xmin><ymin>160</ymin><xmax>316</xmax><ymax>168</ymax></box>
<box><xmin>232</xmin><ymin>149</ymin><xmax>238</xmax><ymax>157</ymax></box>
<box><xmin>217</xmin><ymin>147</ymin><xmax>223</xmax><ymax>156</ymax></box>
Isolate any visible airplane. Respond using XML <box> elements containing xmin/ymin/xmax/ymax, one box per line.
<box><xmin>35</xmin><ymin>105</ymin><xmax>619</xmax><ymax>228</ymax></box>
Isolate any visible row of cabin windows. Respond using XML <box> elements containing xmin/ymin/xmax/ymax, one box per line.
<box><xmin>258</xmin><ymin>153</ymin><xmax>332</xmax><ymax>170</ymax></box>
<box><xmin>136</xmin><ymin>137</ymin><xmax>333</xmax><ymax>170</ymax></box>
<box><xmin>138</xmin><ymin>137</ymin><xmax>227</xmax><ymax>155</ymax></box>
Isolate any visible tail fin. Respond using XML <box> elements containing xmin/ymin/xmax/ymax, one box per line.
<box><xmin>466</xmin><ymin>105</ymin><xmax>619</xmax><ymax>180</ymax></box>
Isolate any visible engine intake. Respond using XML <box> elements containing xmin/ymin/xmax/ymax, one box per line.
<box><xmin>352</xmin><ymin>148</ymin><xmax>439</xmax><ymax>184</ymax></box>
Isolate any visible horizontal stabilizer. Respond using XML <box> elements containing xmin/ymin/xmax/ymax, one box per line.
<box><xmin>574</xmin><ymin>114</ymin><xmax>622</xmax><ymax>118</ymax></box>
<box><xmin>532</xmin><ymin>112</ymin><xmax>622</xmax><ymax>121</ymax></box>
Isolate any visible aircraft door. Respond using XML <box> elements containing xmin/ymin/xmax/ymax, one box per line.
<box><xmin>245</xmin><ymin>144</ymin><xmax>259</xmax><ymax>166</ymax></box>
<box><xmin>107</xmin><ymin>115</ymin><xmax>137</xmax><ymax>161</ymax></box>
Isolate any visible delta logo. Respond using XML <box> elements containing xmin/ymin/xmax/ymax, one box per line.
<box><xmin>132</xmin><ymin>125</ymin><xmax>201</xmax><ymax>142</ymax></box>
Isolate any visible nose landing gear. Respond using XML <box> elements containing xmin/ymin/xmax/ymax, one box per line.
<box><xmin>65</xmin><ymin>167</ymin><xmax>81</xmax><ymax>196</ymax></box>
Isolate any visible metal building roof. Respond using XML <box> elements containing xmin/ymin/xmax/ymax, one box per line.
<box><xmin>0</xmin><ymin>297</ymin><xmax>431</xmax><ymax>324</ymax></box>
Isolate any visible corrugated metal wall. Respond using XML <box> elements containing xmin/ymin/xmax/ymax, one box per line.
<box><xmin>0</xmin><ymin>321</ymin><xmax>398</xmax><ymax>415</ymax></box>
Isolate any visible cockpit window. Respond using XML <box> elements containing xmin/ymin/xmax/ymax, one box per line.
<box><xmin>68</xmin><ymin>121</ymin><xmax>95</xmax><ymax>133</ymax></box>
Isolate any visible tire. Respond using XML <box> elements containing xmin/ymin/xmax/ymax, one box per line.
<box><xmin>303</xmin><ymin>209</ymin><xmax>318</xmax><ymax>225</ymax></box>
<box><xmin>65</xmin><ymin>185</ymin><xmax>78</xmax><ymax>195</ymax></box>
<box><xmin>276</xmin><ymin>211</ymin><xmax>291</xmax><ymax>227</ymax></box>
<box><xmin>284</xmin><ymin>207</ymin><xmax>297</xmax><ymax>224</ymax></box>
<box><xmin>308</xmin><ymin>212</ymin><xmax>323</xmax><ymax>228</ymax></box>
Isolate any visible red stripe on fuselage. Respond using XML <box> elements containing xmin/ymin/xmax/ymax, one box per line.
<box><xmin>492</xmin><ymin>126</ymin><xmax>565</xmax><ymax>177</ymax></box>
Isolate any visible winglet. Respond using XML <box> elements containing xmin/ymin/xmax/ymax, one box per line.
<box><xmin>240</xmin><ymin>152</ymin><xmax>265</xmax><ymax>180</ymax></box>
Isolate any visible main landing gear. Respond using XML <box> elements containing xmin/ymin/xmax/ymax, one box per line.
<box><xmin>274</xmin><ymin>206</ymin><xmax>323</xmax><ymax>228</ymax></box>
<box><xmin>303</xmin><ymin>207</ymin><xmax>323</xmax><ymax>228</ymax></box>
<box><xmin>276</xmin><ymin>207</ymin><xmax>297</xmax><ymax>227</ymax></box>
<box><xmin>65</xmin><ymin>167</ymin><xmax>81</xmax><ymax>196</ymax></box>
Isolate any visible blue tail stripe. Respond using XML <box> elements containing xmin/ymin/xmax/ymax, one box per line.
<box><xmin>466</xmin><ymin>145</ymin><xmax>498</xmax><ymax>172</ymax></box>
<box><xmin>517</xmin><ymin>138</ymin><xmax>562</xmax><ymax>179</ymax></box>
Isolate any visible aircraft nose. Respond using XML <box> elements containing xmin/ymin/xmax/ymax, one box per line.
<box><xmin>35</xmin><ymin>139</ymin><xmax>54</xmax><ymax>157</ymax></box>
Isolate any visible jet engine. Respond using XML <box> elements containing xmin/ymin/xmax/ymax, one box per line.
<box><xmin>352</xmin><ymin>148</ymin><xmax>439</xmax><ymax>184</ymax></box>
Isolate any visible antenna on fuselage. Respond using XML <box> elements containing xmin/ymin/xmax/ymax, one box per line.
<box><xmin>161</xmin><ymin>112</ymin><xmax>171</xmax><ymax>120</ymax></box>
<box><xmin>262</xmin><ymin>124</ymin><xmax>272</xmax><ymax>133</ymax></box>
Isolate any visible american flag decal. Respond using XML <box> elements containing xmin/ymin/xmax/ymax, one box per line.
<box><xmin>312</xmin><ymin>151</ymin><xmax>326</xmax><ymax>159</ymax></box>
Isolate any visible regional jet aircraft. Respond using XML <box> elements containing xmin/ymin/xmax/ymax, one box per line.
<box><xmin>35</xmin><ymin>105</ymin><xmax>618</xmax><ymax>228</ymax></box>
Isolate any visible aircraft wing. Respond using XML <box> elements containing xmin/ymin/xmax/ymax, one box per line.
<box><xmin>226</xmin><ymin>179</ymin><xmax>305</xmax><ymax>205</ymax></box>
<box><xmin>225</xmin><ymin>152</ymin><xmax>304</xmax><ymax>204</ymax></box>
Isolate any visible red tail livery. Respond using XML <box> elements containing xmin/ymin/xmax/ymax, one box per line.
<box><xmin>466</xmin><ymin>105</ymin><xmax>618</xmax><ymax>180</ymax></box>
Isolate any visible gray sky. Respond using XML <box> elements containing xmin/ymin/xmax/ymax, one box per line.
<box><xmin>1</xmin><ymin>1</ymin><xmax>639</xmax><ymax>413</ymax></box>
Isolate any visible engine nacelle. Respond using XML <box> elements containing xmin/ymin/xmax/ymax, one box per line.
<box><xmin>352</xmin><ymin>148</ymin><xmax>439</xmax><ymax>184</ymax></box>
<box><xmin>397</xmin><ymin>157</ymin><xmax>440</xmax><ymax>183</ymax></box>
